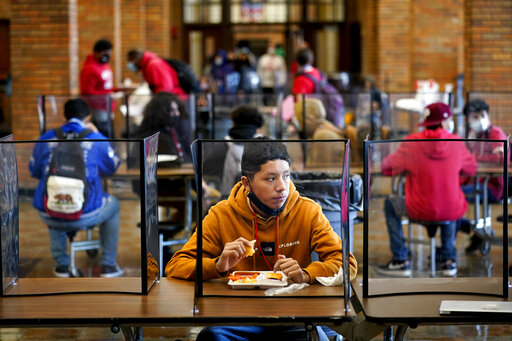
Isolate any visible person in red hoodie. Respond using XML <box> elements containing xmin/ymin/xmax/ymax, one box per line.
<box><xmin>80</xmin><ymin>39</ymin><xmax>117</xmax><ymax>137</ymax></box>
<box><xmin>291</xmin><ymin>47</ymin><xmax>322</xmax><ymax>95</ymax></box>
<box><xmin>378</xmin><ymin>102</ymin><xmax>477</xmax><ymax>277</ymax></box>
<box><xmin>126</xmin><ymin>49</ymin><xmax>186</xmax><ymax>98</ymax></box>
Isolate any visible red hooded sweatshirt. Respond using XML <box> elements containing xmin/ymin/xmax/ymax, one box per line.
<box><xmin>292</xmin><ymin>66</ymin><xmax>322</xmax><ymax>94</ymax></box>
<box><xmin>382</xmin><ymin>128</ymin><xmax>478</xmax><ymax>221</ymax></box>
<box><xmin>80</xmin><ymin>54</ymin><xmax>116</xmax><ymax>111</ymax></box>
<box><xmin>139</xmin><ymin>51</ymin><xmax>186</xmax><ymax>97</ymax></box>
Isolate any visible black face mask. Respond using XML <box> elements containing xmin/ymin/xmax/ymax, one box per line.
<box><xmin>247</xmin><ymin>190</ymin><xmax>286</xmax><ymax>217</ymax></box>
<box><xmin>99</xmin><ymin>54</ymin><xmax>110</xmax><ymax>64</ymax></box>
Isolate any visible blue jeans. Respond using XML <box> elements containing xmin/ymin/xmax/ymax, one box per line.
<box><xmin>461</xmin><ymin>183</ymin><xmax>498</xmax><ymax>204</ymax></box>
<box><xmin>196</xmin><ymin>326</ymin><xmax>323</xmax><ymax>341</ymax></box>
<box><xmin>384</xmin><ymin>198</ymin><xmax>457</xmax><ymax>262</ymax></box>
<box><xmin>39</xmin><ymin>195</ymin><xmax>120</xmax><ymax>267</ymax></box>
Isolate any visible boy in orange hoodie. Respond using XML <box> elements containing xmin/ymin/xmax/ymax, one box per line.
<box><xmin>166</xmin><ymin>137</ymin><xmax>357</xmax><ymax>340</ymax></box>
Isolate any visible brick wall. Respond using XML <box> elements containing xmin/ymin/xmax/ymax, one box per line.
<box><xmin>10</xmin><ymin>0</ymin><xmax>73</xmax><ymax>140</ymax></box>
<box><xmin>411</xmin><ymin>0</ymin><xmax>464</xmax><ymax>90</ymax></box>
<box><xmin>78</xmin><ymin>1</ymin><xmax>115</xmax><ymax>88</ymax></box>
<box><xmin>465</xmin><ymin>0</ymin><xmax>512</xmax><ymax>92</ymax></box>
<box><xmin>376</xmin><ymin>0</ymin><xmax>412</xmax><ymax>92</ymax></box>
<box><xmin>0</xmin><ymin>1</ymin><xmax>11</xmax><ymax>17</ymax></box>
<box><xmin>357</xmin><ymin>0</ymin><xmax>378</xmax><ymax>82</ymax></box>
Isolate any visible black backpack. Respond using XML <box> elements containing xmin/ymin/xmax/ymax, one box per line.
<box><xmin>165</xmin><ymin>58</ymin><xmax>201</xmax><ymax>94</ymax></box>
<box><xmin>43</xmin><ymin>127</ymin><xmax>92</xmax><ymax>220</ymax></box>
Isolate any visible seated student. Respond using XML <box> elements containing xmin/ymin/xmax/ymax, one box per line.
<box><xmin>166</xmin><ymin>137</ymin><xmax>357</xmax><ymax>340</ymax></box>
<box><xmin>293</xmin><ymin>97</ymin><xmax>358</xmax><ymax>163</ymax></box>
<box><xmin>29</xmin><ymin>98</ymin><xmax>123</xmax><ymax>278</ymax></box>
<box><xmin>133</xmin><ymin>91</ymin><xmax>192</xmax><ymax>163</ymax></box>
<box><xmin>203</xmin><ymin>104</ymin><xmax>265</xmax><ymax>197</ymax></box>
<box><xmin>458</xmin><ymin>99</ymin><xmax>509</xmax><ymax>253</ymax></box>
<box><xmin>378</xmin><ymin>103</ymin><xmax>477</xmax><ymax>277</ymax></box>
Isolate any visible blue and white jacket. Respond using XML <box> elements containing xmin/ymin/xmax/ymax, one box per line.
<box><xmin>29</xmin><ymin>118</ymin><xmax>121</xmax><ymax>215</ymax></box>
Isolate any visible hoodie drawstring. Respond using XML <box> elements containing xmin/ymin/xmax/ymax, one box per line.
<box><xmin>250</xmin><ymin>202</ymin><xmax>278</xmax><ymax>271</ymax></box>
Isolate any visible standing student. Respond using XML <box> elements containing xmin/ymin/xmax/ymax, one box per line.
<box><xmin>167</xmin><ymin>137</ymin><xmax>357</xmax><ymax>340</ymax></box>
<box><xmin>80</xmin><ymin>39</ymin><xmax>118</xmax><ymax>137</ymax></box>
<box><xmin>29</xmin><ymin>98</ymin><xmax>123</xmax><ymax>278</ymax></box>
<box><xmin>126</xmin><ymin>49</ymin><xmax>186</xmax><ymax>97</ymax></box>
<box><xmin>291</xmin><ymin>47</ymin><xmax>322</xmax><ymax>95</ymax></box>
<box><xmin>378</xmin><ymin>103</ymin><xmax>477</xmax><ymax>277</ymax></box>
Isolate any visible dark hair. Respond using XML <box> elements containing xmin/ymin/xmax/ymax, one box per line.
<box><xmin>464</xmin><ymin>99</ymin><xmax>490</xmax><ymax>116</ymax></box>
<box><xmin>296</xmin><ymin>47</ymin><xmax>314</xmax><ymax>66</ymax></box>
<box><xmin>93</xmin><ymin>39</ymin><xmax>112</xmax><ymax>53</ymax></box>
<box><xmin>139</xmin><ymin>92</ymin><xmax>189</xmax><ymax>131</ymax></box>
<box><xmin>241</xmin><ymin>137</ymin><xmax>290</xmax><ymax>179</ymax></box>
<box><xmin>426</xmin><ymin>124</ymin><xmax>442</xmax><ymax>131</ymax></box>
<box><xmin>231</xmin><ymin>105</ymin><xmax>264</xmax><ymax>128</ymax></box>
<box><xmin>64</xmin><ymin>98</ymin><xmax>90</xmax><ymax>120</ymax></box>
<box><xmin>127</xmin><ymin>49</ymin><xmax>143</xmax><ymax>61</ymax></box>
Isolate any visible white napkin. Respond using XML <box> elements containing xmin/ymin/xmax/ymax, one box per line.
<box><xmin>264</xmin><ymin>283</ymin><xmax>309</xmax><ymax>296</ymax></box>
<box><xmin>316</xmin><ymin>267</ymin><xmax>344</xmax><ymax>286</ymax></box>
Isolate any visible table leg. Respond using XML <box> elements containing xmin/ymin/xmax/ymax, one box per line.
<box><xmin>332</xmin><ymin>316</ymin><xmax>389</xmax><ymax>341</ymax></box>
<box><xmin>394</xmin><ymin>325</ymin><xmax>408</xmax><ymax>341</ymax></box>
<box><xmin>383</xmin><ymin>326</ymin><xmax>393</xmax><ymax>341</ymax></box>
<box><xmin>120</xmin><ymin>326</ymin><xmax>143</xmax><ymax>341</ymax></box>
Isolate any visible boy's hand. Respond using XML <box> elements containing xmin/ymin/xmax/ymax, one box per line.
<box><xmin>273</xmin><ymin>255</ymin><xmax>310</xmax><ymax>284</ymax></box>
<box><xmin>215</xmin><ymin>238</ymin><xmax>252</xmax><ymax>274</ymax></box>
<box><xmin>85</xmin><ymin>122</ymin><xmax>99</xmax><ymax>133</ymax></box>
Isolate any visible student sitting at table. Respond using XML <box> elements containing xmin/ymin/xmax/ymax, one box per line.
<box><xmin>458</xmin><ymin>99</ymin><xmax>509</xmax><ymax>254</ymax></box>
<box><xmin>378</xmin><ymin>102</ymin><xmax>477</xmax><ymax>277</ymax></box>
<box><xmin>29</xmin><ymin>98</ymin><xmax>124</xmax><ymax>278</ymax></box>
<box><xmin>166</xmin><ymin>136</ymin><xmax>357</xmax><ymax>340</ymax></box>
<box><xmin>202</xmin><ymin>104</ymin><xmax>265</xmax><ymax>198</ymax></box>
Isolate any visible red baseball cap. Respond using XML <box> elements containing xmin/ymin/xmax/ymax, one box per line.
<box><xmin>419</xmin><ymin>102</ymin><xmax>452</xmax><ymax>127</ymax></box>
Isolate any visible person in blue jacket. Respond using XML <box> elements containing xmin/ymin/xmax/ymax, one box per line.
<box><xmin>29</xmin><ymin>98</ymin><xmax>123</xmax><ymax>278</ymax></box>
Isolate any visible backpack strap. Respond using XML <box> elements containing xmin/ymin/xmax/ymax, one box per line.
<box><xmin>77</xmin><ymin>128</ymin><xmax>93</xmax><ymax>139</ymax></box>
<box><xmin>53</xmin><ymin>127</ymin><xmax>92</xmax><ymax>140</ymax></box>
<box><xmin>296</xmin><ymin>71</ymin><xmax>321</xmax><ymax>92</ymax></box>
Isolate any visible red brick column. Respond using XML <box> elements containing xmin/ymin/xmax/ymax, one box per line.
<box><xmin>10</xmin><ymin>0</ymin><xmax>75</xmax><ymax>140</ymax></box>
<box><xmin>465</xmin><ymin>0</ymin><xmax>512</xmax><ymax>92</ymax></box>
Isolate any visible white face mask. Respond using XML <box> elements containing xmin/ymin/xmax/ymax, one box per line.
<box><xmin>447</xmin><ymin>120</ymin><xmax>454</xmax><ymax>134</ymax></box>
<box><xmin>470</xmin><ymin>117</ymin><xmax>490</xmax><ymax>133</ymax></box>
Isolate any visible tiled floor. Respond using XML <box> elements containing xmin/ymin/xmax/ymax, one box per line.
<box><xmin>6</xmin><ymin>182</ymin><xmax>512</xmax><ymax>340</ymax></box>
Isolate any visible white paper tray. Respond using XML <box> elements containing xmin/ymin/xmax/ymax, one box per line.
<box><xmin>228</xmin><ymin>271</ymin><xmax>288</xmax><ymax>290</ymax></box>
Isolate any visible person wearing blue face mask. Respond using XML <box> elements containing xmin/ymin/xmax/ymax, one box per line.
<box><xmin>166</xmin><ymin>136</ymin><xmax>357</xmax><ymax>341</ymax></box>
<box><xmin>80</xmin><ymin>39</ymin><xmax>118</xmax><ymax>138</ymax></box>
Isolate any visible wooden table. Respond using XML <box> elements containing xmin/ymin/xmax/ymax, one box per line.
<box><xmin>348</xmin><ymin>278</ymin><xmax>512</xmax><ymax>341</ymax></box>
<box><xmin>0</xmin><ymin>277</ymin><xmax>354</xmax><ymax>340</ymax></box>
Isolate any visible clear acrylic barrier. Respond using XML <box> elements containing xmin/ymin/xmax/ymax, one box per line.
<box><xmin>200</xmin><ymin>93</ymin><xmax>284</xmax><ymax>140</ymax></box>
<box><xmin>121</xmin><ymin>93</ymin><xmax>197</xmax><ymax>142</ymax></box>
<box><xmin>387</xmin><ymin>92</ymin><xmax>452</xmax><ymax>140</ymax></box>
<box><xmin>0</xmin><ymin>135</ymin><xmax>159</xmax><ymax>296</ymax></box>
<box><xmin>363</xmin><ymin>138</ymin><xmax>509</xmax><ymax>298</ymax></box>
<box><xmin>37</xmin><ymin>95</ymin><xmax>115</xmax><ymax>138</ymax></box>
<box><xmin>194</xmin><ymin>139</ymin><xmax>351</xmax><ymax>303</ymax></box>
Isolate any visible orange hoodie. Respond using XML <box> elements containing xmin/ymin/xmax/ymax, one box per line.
<box><xmin>166</xmin><ymin>181</ymin><xmax>358</xmax><ymax>283</ymax></box>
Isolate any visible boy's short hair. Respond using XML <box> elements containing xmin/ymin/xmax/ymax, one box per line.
<box><xmin>231</xmin><ymin>105</ymin><xmax>264</xmax><ymax>128</ymax></box>
<box><xmin>94</xmin><ymin>39</ymin><xmax>113</xmax><ymax>53</ymax></box>
<box><xmin>296</xmin><ymin>48</ymin><xmax>314</xmax><ymax>66</ymax></box>
<box><xmin>127</xmin><ymin>49</ymin><xmax>143</xmax><ymax>61</ymax></box>
<box><xmin>64</xmin><ymin>98</ymin><xmax>90</xmax><ymax>120</ymax></box>
<box><xmin>464</xmin><ymin>99</ymin><xmax>490</xmax><ymax>116</ymax></box>
<box><xmin>241</xmin><ymin>137</ymin><xmax>290</xmax><ymax>179</ymax></box>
